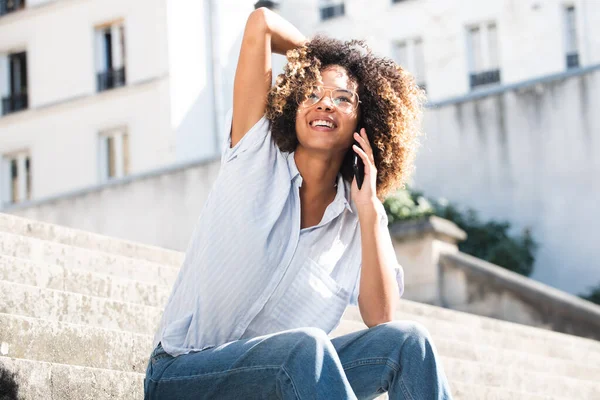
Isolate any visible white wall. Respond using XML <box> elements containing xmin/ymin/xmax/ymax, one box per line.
<box><xmin>10</xmin><ymin>159</ymin><xmax>223</xmax><ymax>253</ymax></box>
<box><xmin>414</xmin><ymin>68</ymin><xmax>600</xmax><ymax>295</ymax></box>
<box><xmin>0</xmin><ymin>0</ymin><xmax>171</xmax><ymax>200</ymax></box>
<box><xmin>0</xmin><ymin>0</ymin><xmax>169</xmax><ymax>107</ymax></box>
<box><xmin>0</xmin><ymin>80</ymin><xmax>172</xmax><ymax>198</ymax></box>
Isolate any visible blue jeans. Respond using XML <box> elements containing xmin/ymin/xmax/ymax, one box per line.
<box><xmin>144</xmin><ymin>321</ymin><xmax>453</xmax><ymax>399</ymax></box>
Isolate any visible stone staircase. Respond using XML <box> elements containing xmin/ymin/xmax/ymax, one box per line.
<box><xmin>0</xmin><ymin>213</ymin><xmax>599</xmax><ymax>399</ymax></box>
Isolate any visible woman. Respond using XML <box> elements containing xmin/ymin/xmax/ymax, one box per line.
<box><xmin>144</xmin><ymin>7</ymin><xmax>453</xmax><ymax>400</ymax></box>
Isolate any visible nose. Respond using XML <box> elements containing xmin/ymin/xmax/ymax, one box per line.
<box><xmin>316</xmin><ymin>96</ymin><xmax>335</xmax><ymax>111</ymax></box>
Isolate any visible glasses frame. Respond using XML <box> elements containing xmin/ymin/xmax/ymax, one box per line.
<box><xmin>300</xmin><ymin>85</ymin><xmax>361</xmax><ymax>114</ymax></box>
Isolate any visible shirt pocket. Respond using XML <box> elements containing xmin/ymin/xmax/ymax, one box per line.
<box><xmin>271</xmin><ymin>258</ymin><xmax>350</xmax><ymax>333</ymax></box>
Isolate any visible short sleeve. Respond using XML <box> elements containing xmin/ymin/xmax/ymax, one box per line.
<box><xmin>221</xmin><ymin>108</ymin><xmax>271</xmax><ymax>165</ymax></box>
<box><xmin>349</xmin><ymin>208</ymin><xmax>405</xmax><ymax>307</ymax></box>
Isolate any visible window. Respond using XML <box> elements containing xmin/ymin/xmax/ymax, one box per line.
<box><xmin>99</xmin><ymin>128</ymin><xmax>129</xmax><ymax>182</ymax></box>
<box><xmin>320</xmin><ymin>0</ymin><xmax>344</xmax><ymax>21</ymax></box>
<box><xmin>466</xmin><ymin>22</ymin><xmax>501</xmax><ymax>89</ymax></box>
<box><xmin>1</xmin><ymin>151</ymin><xmax>31</xmax><ymax>205</ymax></box>
<box><xmin>564</xmin><ymin>5</ymin><xmax>579</xmax><ymax>69</ymax></box>
<box><xmin>94</xmin><ymin>22</ymin><xmax>126</xmax><ymax>92</ymax></box>
<box><xmin>0</xmin><ymin>51</ymin><xmax>28</xmax><ymax>116</ymax></box>
<box><xmin>392</xmin><ymin>38</ymin><xmax>426</xmax><ymax>91</ymax></box>
<box><xmin>0</xmin><ymin>0</ymin><xmax>25</xmax><ymax>17</ymax></box>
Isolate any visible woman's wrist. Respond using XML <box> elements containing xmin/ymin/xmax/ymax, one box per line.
<box><xmin>259</xmin><ymin>7</ymin><xmax>306</xmax><ymax>55</ymax></box>
<box><xmin>356</xmin><ymin>198</ymin><xmax>384</xmax><ymax>223</ymax></box>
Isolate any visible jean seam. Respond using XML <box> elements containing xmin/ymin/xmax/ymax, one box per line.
<box><xmin>150</xmin><ymin>365</ymin><xmax>281</xmax><ymax>383</ymax></box>
<box><xmin>398</xmin><ymin>373</ymin><xmax>415</xmax><ymax>400</ymax></box>
<box><xmin>281</xmin><ymin>365</ymin><xmax>302</xmax><ymax>400</ymax></box>
<box><xmin>342</xmin><ymin>357</ymin><xmax>400</xmax><ymax>372</ymax></box>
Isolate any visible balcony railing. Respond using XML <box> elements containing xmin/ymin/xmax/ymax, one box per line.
<box><xmin>469</xmin><ymin>69</ymin><xmax>501</xmax><ymax>89</ymax></box>
<box><xmin>97</xmin><ymin>67</ymin><xmax>126</xmax><ymax>92</ymax></box>
<box><xmin>566</xmin><ymin>52</ymin><xmax>579</xmax><ymax>69</ymax></box>
<box><xmin>1</xmin><ymin>92</ymin><xmax>28</xmax><ymax>116</ymax></box>
<box><xmin>320</xmin><ymin>3</ymin><xmax>345</xmax><ymax>20</ymax></box>
<box><xmin>0</xmin><ymin>0</ymin><xmax>25</xmax><ymax>17</ymax></box>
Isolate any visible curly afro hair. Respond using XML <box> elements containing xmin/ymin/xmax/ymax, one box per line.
<box><xmin>265</xmin><ymin>35</ymin><xmax>425</xmax><ymax>201</ymax></box>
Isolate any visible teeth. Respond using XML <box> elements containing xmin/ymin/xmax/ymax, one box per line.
<box><xmin>311</xmin><ymin>120</ymin><xmax>334</xmax><ymax>128</ymax></box>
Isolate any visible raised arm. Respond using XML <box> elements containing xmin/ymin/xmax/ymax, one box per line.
<box><xmin>231</xmin><ymin>8</ymin><xmax>306</xmax><ymax>148</ymax></box>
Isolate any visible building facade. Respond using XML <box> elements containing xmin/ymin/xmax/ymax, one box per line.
<box><xmin>0</xmin><ymin>0</ymin><xmax>259</xmax><ymax>204</ymax></box>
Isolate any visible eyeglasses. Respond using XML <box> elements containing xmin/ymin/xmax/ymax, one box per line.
<box><xmin>300</xmin><ymin>86</ymin><xmax>360</xmax><ymax>114</ymax></box>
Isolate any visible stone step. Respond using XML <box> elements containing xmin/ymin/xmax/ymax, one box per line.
<box><xmin>441</xmin><ymin>356</ymin><xmax>600</xmax><ymax>399</ymax></box>
<box><xmin>333</xmin><ymin>320</ymin><xmax>600</xmax><ymax>382</ymax></box>
<box><xmin>449</xmin><ymin>381</ymin><xmax>568</xmax><ymax>400</ymax></box>
<box><xmin>343</xmin><ymin>305</ymin><xmax>600</xmax><ymax>365</ymax></box>
<box><xmin>0</xmin><ymin>231</ymin><xmax>179</xmax><ymax>285</ymax></box>
<box><xmin>0</xmin><ymin>313</ymin><xmax>152</xmax><ymax>373</ymax></box>
<box><xmin>377</xmin><ymin>381</ymin><xmax>570</xmax><ymax>400</ymax></box>
<box><xmin>0</xmin><ymin>356</ymin><xmax>143</xmax><ymax>400</ymax></box>
<box><xmin>392</xmin><ymin>310</ymin><xmax>600</xmax><ymax>367</ymax></box>
<box><xmin>0</xmin><ymin>281</ymin><xmax>162</xmax><ymax>335</ymax></box>
<box><xmin>385</xmin><ymin>297</ymin><xmax>600</xmax><ymax>354</ymax></box>
<box><xmin>0</xmin><ymin>254</ymin><xmax>170</xmax><ymax>308</ymax></box>
<box><xmin>0</xmin><ymin>212</ymin><xmax>183</xmax><ymax>266</ymax></box>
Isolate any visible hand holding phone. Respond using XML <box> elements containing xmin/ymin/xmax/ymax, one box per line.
<box><xmin>353</xmin><ymin>135</ymin><xmax>365</xmax><ymax>190</ymax></box>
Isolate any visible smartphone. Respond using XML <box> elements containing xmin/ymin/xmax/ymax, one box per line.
<box><xmin>353</xmin><ymin>124</ymin><xmax>365</xmax><ymax>190</ymax></box>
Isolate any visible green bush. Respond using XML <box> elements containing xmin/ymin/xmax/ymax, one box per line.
<box><xmin>578</xmin><ymin>283</ymin><xmax>600</xmax><ymax>305</ymax></box>
<box><xmin>383</xmin><ymin>188</ymin><xmax>537</xmax><ymax>277</ymax></box>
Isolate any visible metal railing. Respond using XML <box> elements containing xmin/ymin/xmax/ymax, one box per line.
<box><xmin>469</xmin><ymin>69</ymin><xmax>501</xmax><ymax>89</ymax></box>
<box><xmin>320</xmin><ymin>3</ymin><xmax>345</xmax><ymax>20</ymax></box>
<box><xmin>566</xmin><ymin>52</ymin><xmax>579</xmax><ymax>69</ymax></box>
<box><xmin>97</xmin><ymin>67</ymin><xmax>126</xmax><ymax>92</ymax></box>
<box><xmin>0</xmin><ymin>0</ymin><xmax>25</xmax><ymax>17</ymax></box>
<box><xmin>1</xmin><ymin>92</ymin><xmax>28</xmax><ymax>116</ymax></box>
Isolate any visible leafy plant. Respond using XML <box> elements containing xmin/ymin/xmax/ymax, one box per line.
<box><xmin>578</xmin><ymin>283</ymin><xmax>600</xmax><ymax>305</ymax></box>
<box><xmin>383</xmin><ymin>188</ymin><xmax>537</xmax><ymax>277</ymax></box>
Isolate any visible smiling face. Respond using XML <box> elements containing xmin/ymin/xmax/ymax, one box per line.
<box><xmin>295</xmin><ymin>65</ymin><xmax>360</xmax><ymax>155</ymax></box>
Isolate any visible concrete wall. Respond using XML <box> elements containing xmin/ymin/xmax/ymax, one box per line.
<box><xmin>390</xmin><ymin>216</ymin><xmax>600</xmax><ymax>341</ymax></box>
<box><xmin>8</xmin><ymin>157</ymin><xmax>222</xmax><ymax>252</ymax></box>
<box><xmin>414</xmin><ymin>66</ymin><xmax>600</xmax><ymax>295</ymax></box>
<box><xmin>439</xmin><ymin>252</ymin><xmax>600</xmax><ymax>341</ymax></box>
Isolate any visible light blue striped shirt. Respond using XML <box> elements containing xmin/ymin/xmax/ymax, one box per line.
<box><xmin>154</xmin><ymin>110</ymin><xmax>404</xmax><ymax>356</ymax></box>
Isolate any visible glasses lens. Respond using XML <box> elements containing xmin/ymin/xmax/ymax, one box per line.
<box><xmin>301</xmin><ymin>86</ymin><xmax>358</xmax><ymax>113</ymax></box>
<box><xmin>332</xmin><ymin>89</ymin><xmax>357</xmax><ymax>112</ymax></box>
<box><xmin>304</xmin><ymin>86</ymin><xmax>323</xmax><ymax>105</ymax></box>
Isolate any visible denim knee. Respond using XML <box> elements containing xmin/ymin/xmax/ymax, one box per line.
<box><xmin>291</xmin><ymin>326</ymin><xmax>332</xmax><ymax>346</ymax></box>
<box><xmin>378</xmin><ymin>320</ymin><xmax>433</xmax><ymax>343</ymax></box>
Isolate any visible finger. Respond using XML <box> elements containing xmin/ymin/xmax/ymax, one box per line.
<box><xmin>354</xmin><ymin>130</ymin><xmax>370</xmax><ymax>149</ymax></box>
<box><xmin>352</xmin><ymin>144</ymin><xmax>374</xmax><ymax>175</ymax></box>
<box><xmin>354</xmin><ymin>130</ymin><xmax>375</xmax><ymax>163</ymax></box>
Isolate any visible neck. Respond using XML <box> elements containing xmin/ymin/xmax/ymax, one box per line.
<box><xmin>294</xmin><ymin>146</ymin><xmax>342</xmax><ymax>201</ymax></box>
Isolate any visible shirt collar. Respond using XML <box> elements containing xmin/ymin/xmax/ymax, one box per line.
<box><xmin>287</xmin><ymin>151</ymin><xmax>353</xmax><ymax>214</ymax></box>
